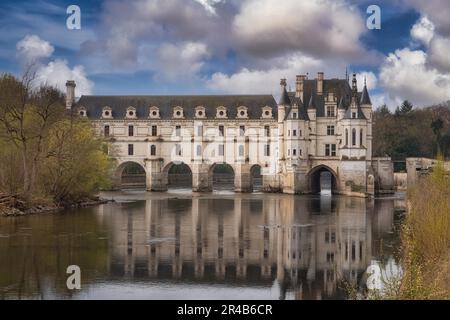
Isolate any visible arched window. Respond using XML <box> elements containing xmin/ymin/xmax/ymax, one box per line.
<box><xmin>196</xmin><ymin>145</ymin><xmax>202</xmax><ymax>157</ymax></box>
<box><xmin>352</xmin><ymin>128</ymin><xmax>356</xmax><ymax>146</ymax></box>
<box><xmin>150</xmin><ymin>145</ymin><xmax>156</xmax><ymax>156</ymax></box>
<box><xmin>360</xmin><ymin>129</ymin><xmax>363</xmax><ymax>146</ymax></box>
<box><xmin>345</xmin><ymin>129</ymin><xmax>349</xmax><ymax>145</ymax></box>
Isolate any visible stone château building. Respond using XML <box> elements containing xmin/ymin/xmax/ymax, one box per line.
<box><xmin>67</xmin><ymin>72</ymin><xmax>393</xmax><ymax>196</ymax></box>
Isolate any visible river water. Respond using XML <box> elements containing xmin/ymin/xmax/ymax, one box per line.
<box><xmin>0</xmin><ymin>190</ymin><xmax>405</xmax><ymax>300</ymax></box>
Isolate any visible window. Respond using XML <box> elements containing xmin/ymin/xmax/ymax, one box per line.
<box><xmin>104</xmin><ymin>125</ymin><xmax>110</xmax><ymax>137</ymax></box>
<box><xmin>326</xmin><ymin>252</ymin><xmax>335</xmax><ymax>263</ymax></box>
<box><xmin>293</xmin><ymin>130</ymin><xmax>297</xmax><ymax>137</ymax></box>
<box><xmin>327</xmin><ymin>125</ymin><xmax>335</xmax><ymax>136</ymax></box>
<box><xmin>150</xmin><ymin>145</ymin><xmax>156</xmax><ymax>156</ymax></box>
<box><xmin>264</xmin><ymin>144</ymin><xmax>270</xmax><ymax>156</ymax></box>
<box><xmin>299</xmin><ymin>149</ymin><xmax>302</xmax><ymax>156</ymax></box>
<box><xmin>151</xmin><ymin>125</ymin><xmax>157</xmax><ymax>137</ymax></box>
<box><xmin>325</xmin><ymin>144</ymin><xmax>337</xmax><ymax>156</ymax></box>
<box><xmin>345</xmin><ymin>129</ymin><xmax>349</xmax><ymax>145</ymax></box>
<box><xmin>292</xmin><ymin>112</ymin><xmax>297</xmax><ymax>119</ymax></box>
<box><xmin>360</xmin><ymin>129</ymin><xmax>363</xmax><ymax>146</ymax></box>
<box><xmin>288</xmin><ymin>149</ymin><xmax>290</xmax><ymax>156</ymax></box>
<box><xmin>219</xmin><ymin>144</ymin><xmax>224</xmax><ymax>156</ymax></box>
<box><xmin>176</xmin><ymin>125</ymin><xmax>181</xmax><ymax>137</ymax></box>
<box><xmin>326</xmin><ymin>106</ymin><xmax>335</xmax><ymax>117</ymax></box>
<box><xmin>293</xmin><ymin>149</ymin><xmax>297</xmax><ymax>156</ymax></box>
<box><xmin>128</xmin><ymin>125</ymin><xmax>134</xmax><ymax>137</ymax></box>
<box><xmin>196</xmin><ymin>145</ymin><xmax>202</xmax><ymax>157</ymax></box>
<box><xmin>175</xmin><ymin>144</ymin><xmax>182</xmax><ymax>156</ymax></box>
<box><xmin>197</xmin><ymin>125</ymin><xmax>203</xmax><ymax>136</ymax></box>
<box><xmin>239</xmin><ymin>126</ymin><xmax>245</xmax><ymax>136</ymax></box>
<box><xmin>352</xmin><ymin>112</ymin><xmax>357</xmax><ymax>119</ymax></box>
<box><xmin>264</xmin><ymin>126</ymin><xmax>270</xmax><ymax>137</ymax></box>
<box><xmin>219</xmin><ymin>125</ymin><xmax>224</xmax><ymax>136</ymax></box>
<box><xmin>239</xmin><ymin>145</ymin><xmax>244</xmax><ymax>157</ymax></box>
<box><xmin>128</xmin><ymin>144</ymin><xmax>134</xmax><ymax>156</ymax></box>
<box><xmin>352</xmin><ymin>128</ymin><xmax>356</xmax><ymax>146</ymax></box>
<box><xmin>299</xmin><ymin>130</ymin><xmax>302</xmax><ymax>137</ymax></box>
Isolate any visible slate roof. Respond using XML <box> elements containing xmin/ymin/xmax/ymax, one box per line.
<box><xmin>77</xmin><ymin>95</ymin><xmax>278</xmax><ymax>120</ymax></box>
<box><xmin>360</xmin><ymin>84</ymin><xmax>372</xmax><ymax>105</ymax></box>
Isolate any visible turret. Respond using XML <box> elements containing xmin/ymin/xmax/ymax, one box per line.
<box><xmin>278</xmin><ymin>78</ymin><xmax>290</xmax><ymax>123</ymax></box>
<box><xmin>360</xmin><ymin>77</ymin><xmax>372</xmax><ymax>119</ymax></box>
<box><xmin>66</xmin><ymin>80</ymin><xmax>76</xmax><ymax>110</ymax></box>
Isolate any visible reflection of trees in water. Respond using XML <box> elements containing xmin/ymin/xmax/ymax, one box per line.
<box><xmin>0</xmin><ymin>209</ymin><xmax>109</xmax><ymax>299</ymax></box>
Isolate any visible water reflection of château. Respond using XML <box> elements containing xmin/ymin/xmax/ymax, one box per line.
<box><xmin>101</xmin><ymin>194</ymin><xmax>396</xmax><ymax>300</ymax></box>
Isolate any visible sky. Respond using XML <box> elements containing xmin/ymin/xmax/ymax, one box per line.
<box><xmin>1</xmin><ymin>0</ymin><xmax>450</xmax><ymax>109</ymax></box>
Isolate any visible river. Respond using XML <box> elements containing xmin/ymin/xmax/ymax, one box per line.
<box><xmin>0</xmin><ymin>190</ymin><xmax>405</xmax><ymax>300</ymax></box>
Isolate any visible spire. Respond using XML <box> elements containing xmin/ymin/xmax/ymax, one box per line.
<box><xmin>278</xmin><ymin>78</ymin><xmax>291</xmax><ymax>105</ymax></box>
<box><xmin>308</xmin><ymin>94</ymin><xmax>315</xmax><ymax>109</ymax></box>
<box><xmin>360</xmin><ymin>79</ymin><xmax>372</xmax><ymax>105</ymax></box>
<box><xmin>345</xmin><ymin>67</ymin><xmax>349</xmax><ymax>82</ymax></box>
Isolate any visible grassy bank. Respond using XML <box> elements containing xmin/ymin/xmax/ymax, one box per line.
<box><xmin>390</xmin><ymin>161</ymin><xmax>450</xmax><ymax>299</ymax></box>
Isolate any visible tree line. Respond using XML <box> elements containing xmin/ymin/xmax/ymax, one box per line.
<box><xmin>0</xmin><ymin>70</ymin><xmax>113</xmax><ymax>205</ymax></box>
<box><xmin>373</xmin><ymin>100</ymin><xmax>450</xmax><ymax>170</ymax></box>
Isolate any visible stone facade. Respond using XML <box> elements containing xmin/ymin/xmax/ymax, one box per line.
<box><xmin>68</xmin><ymin>72</ymin><xmax>394</xmax><ymax>196</ymax></box>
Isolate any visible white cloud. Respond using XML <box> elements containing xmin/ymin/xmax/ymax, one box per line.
<box><xmin>15</xmin><ymin>35</ymin><xmax>93</xmax><ymax>97</ymax></box>
<box><xmin>355</xmin><ymin>71</ymin><xmax>377</xmax><ymax>91</ymax></box>
<box><xmin>233</xmin><ymin>0</ymin><xmax>371</xmax><ymax>61</ymax></box>
<box><xmin>16</xmin><ymin>34</ymin><xmax>54</xmax><ymax>63</ymax></box>
<box><xmin>404</xmin><ymin>0</ymin><xmax>450</xmax><ymax>36</ymax></box>
<box><xmin>35</xmin><ymin>60</ymin><xmax>93</xmax><ymax>96</ymax></box>
<box><xmin>379</xmin><ymin>48</ymin><xmax>450</xmax><ymax>106</ymax></box>
<box><xmin>156</xmin><ymin>42</ymin><xmax>210</xmax><ymax>80</ymax></box>
<box><xmin>410</xmin><ymin>16</ymin><xmax>435</xmax><ymax>47</ymax></box>
<box><xmin>428</xmin><ymin>36</ymin><xmax>450</xmax><ymax>72</ymax></box>
<box><xmin>207</xmin><ymin>53</ymin><xmax>342</xmax><ymax>95</ymax></box>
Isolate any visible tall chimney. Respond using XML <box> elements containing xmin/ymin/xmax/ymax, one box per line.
<box><xmin>317</xmin><ymin>72</ymin><xmax>324</xmax><ymax>95</ymax></box>
<box><xmin>66</xmin><ymin>80</ymin><xmax>76</xmax><ymax>110</ymax></box>
<box><xmin>295</xmin><ymin>75</ymin><xmax>306</xmax><ymax>101</ymax></box>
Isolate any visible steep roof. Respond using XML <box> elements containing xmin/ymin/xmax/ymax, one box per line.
<box><xmin>360</xmin><ymin>84</ymin><xmax>372</xmax><ymax>105</ymax></box>
<box><xmin>278</xmin><ymin>86</ymin><xmax>291</xmax><ymax>106</ymax></box>
<box><xmin>77</xmin><ymin>95</ymin><xmax>278</xmax><ymax>120</ymax></box>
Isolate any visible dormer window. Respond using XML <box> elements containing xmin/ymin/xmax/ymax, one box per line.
<box><xmin>195</xmin><ymin>106</ymin><xmax>206</xmax><ymax>118</ymax></box>
<box><xmin>149</xmin><ymin>106</ymin><xmax>160</xmax><ymax>119</ymax></box>
<box><xmin>102</xmin><ymin>106</ymin><xmax>113</xmax><ymax>119</ymax></box>
<box><xmin>77</xmin><ymin>107</ymin><xmax>87</xmax><ymax>117</ymax></box>
<box><xmin>262</xmin><ymin>106</ymin><xmax>273</xmax><ymax>119</ymax></box>
<box><xmin>173</xmin><ymin>106</ymin><xmax>184</xmax><ymax>119</ymax></box>
<box><xmin>126</xmin><ymin>107</ymin><xmax>137</xmax><ymax>119</ymax></box>
<box><xmin>237</xmin><ymin>106</ymin><xmax>248</xmax><ymax>119</ymax></box>
<box><xmin>216</xmin><ymin>106</ymin><xmax>227</xmax><ymax>119</ymax></box>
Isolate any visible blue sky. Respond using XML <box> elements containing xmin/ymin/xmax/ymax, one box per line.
<box><xmin>1</xmin><ymin>0</ymin><xmax>450</xmax><ymax>109</ymax></box>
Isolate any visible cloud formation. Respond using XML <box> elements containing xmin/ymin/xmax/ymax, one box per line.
<box><xmin>15</xmin><ymin>35</ymin><xmax>93</xmax><ymax>96</ymax></box>
<box><xmin>16</xmin><ymin>34</ymin><xmax>54</xmax><ymax>63</ymax></box>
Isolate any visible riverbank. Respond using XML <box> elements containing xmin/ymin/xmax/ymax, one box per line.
<box><xmin>0</xmin><ymin>193</ymin><xmax>111</xmax><ymax>217</ymax></box>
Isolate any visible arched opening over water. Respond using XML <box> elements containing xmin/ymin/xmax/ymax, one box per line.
<box><xmin>164</xmin><ymin>161</ymin><xmax>193</xmax><ymax>190</ymax></box>
<box><xmin>116</xmin><ymin>161</ymin><xmax>146</xmax><ymax>190</ymax></box>
<box><xmin>308</xmin><ymin>165</ymin><xmax>338</xmax><ymax>194</ymax></box>
<box><xmin>210</xmin><ymin>163</ymin><xmax>235</xmax><ymax>191</ymax></box>
<box><xmin>250</xmin><ymin>165</ymin><xmax>263</xmax><ymax>192</ymax></box>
